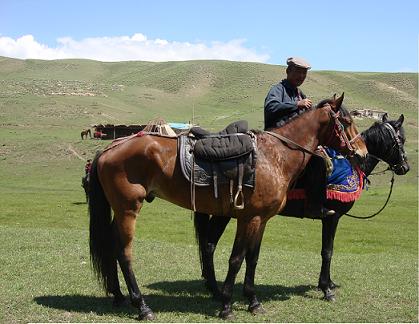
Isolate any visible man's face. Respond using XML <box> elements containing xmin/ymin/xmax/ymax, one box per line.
<box><xmin>287</xmin><ymin>66</ymin><xmax>308</xmax><ymax>87</ymax></box>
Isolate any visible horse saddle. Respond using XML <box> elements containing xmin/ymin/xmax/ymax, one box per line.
<box><xmin>178</xmin><ymin>120</ymin><xmax>257</xmax><ymax>209</ymax></box>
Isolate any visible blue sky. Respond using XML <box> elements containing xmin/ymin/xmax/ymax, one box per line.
<box><xmin>0</xmin><ymin>0</ymin><xmax>418</xmax><ymax>72</ymax></box>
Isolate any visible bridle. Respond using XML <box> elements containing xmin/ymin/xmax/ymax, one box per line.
<box><xmin>266</xmin><ymin>106</ymin><xmax>355</xmax><ymax>157</ymax></box>
<box><xmin>380</xmin><ymin>122</ymin><xmax>407</xmax><ymax>172</ymax></box>
<box><xmin>345</xmin><ymin>121</ymin><xmax>406</xmax><ymax>219</ymax></box>
<box><xmin>363</xmin><ymin>122</ymin><xmax>407</xmax><ymax>172</ymax></box>
<box><xmin>323</xmin><ymin>109</ymin><xmax>356</xmax><ymax>156</ymax></box>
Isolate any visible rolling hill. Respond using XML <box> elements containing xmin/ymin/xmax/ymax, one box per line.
<box><xmin>0</xmin><ymin>56</ymin><xmax>417</xmax><ymax>185</ymax></box>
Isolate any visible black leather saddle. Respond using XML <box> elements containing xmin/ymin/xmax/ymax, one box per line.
<box><xmin>189</xmin><ymin>120</ymin><xmax>254</xmax><ymax>161</ymax></box>
<box><xmin>178</xmin><ymin>120</ymin><xmax>257</xmax><ymax>210</ymax></box>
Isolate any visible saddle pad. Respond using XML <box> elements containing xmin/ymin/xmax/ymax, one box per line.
<box><xmin>178</xmin><ymin>135</ymin><xmax>256</xmax><ymax>187</ymax></box>
<box><xmin>287</xmin><ymin>148</ymin><xmax>364</xmax><ymax>202</ymax></box>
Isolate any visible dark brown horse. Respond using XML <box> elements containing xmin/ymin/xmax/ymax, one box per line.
<box><xmin>88</xmin><ymin>94</ymin><xmax>367</xmax><ymax>320</ymax></box>
<box><xmin>81</xmin><ymin>128</ymin><xmax>91</xmax><ymax>140</ymax></box>
<box><xmin>194</xmin><ymin>113</ymin><xmax>409</xmax><ymax>304</ymax></box>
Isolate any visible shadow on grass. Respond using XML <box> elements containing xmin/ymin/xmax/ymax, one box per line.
<box><xmin>34</xmin><ymin>295</ymin><xmax>137</xmax><ymax>318</ymax></box>
<box><xmin>34</xmin><ymin>280</ymin><xmax>315</xmax><ymax>317</ymax></box>
<box><xmin>147</xmin><ymin>279</ymin><xmax>315</xmax><ymax>303</ymax></box>
<box><xmin>72</xmin><ymin>201</ymin><xmax>87</xmax><ymax>205</ymax></box>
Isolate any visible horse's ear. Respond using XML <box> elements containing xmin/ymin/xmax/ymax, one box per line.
<box><xmin>395</xmin><ymin>114</ymin><xmax>404</xmax><ymax>128</ymax></box>
<box><xmin>333</xmin><ymin>92</ymin><xmax>344</xmax><ymax>110</ymax></box>
<box><xmin>382</xmin><ymin>113</ymin><xmax>389</xmax><ymax>122</ymax></box>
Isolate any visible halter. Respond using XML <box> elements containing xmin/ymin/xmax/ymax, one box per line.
<box><xmin>345</xmin><ymin>122</ymin><xmax>406</xmax><ymax>220</ymax></box>
<box><xmin>362</xmin><ymin>122</ymin><xmax>407</xmax><ymax>173</ymax></box>
<box><xmin>380</xmin><ymin>122</ymin><xmax>407</xmax><ymax>172</ymax></box>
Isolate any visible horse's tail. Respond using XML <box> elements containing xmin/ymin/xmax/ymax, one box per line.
<box><xmin>88</xmin><ymin>151</ymin><xmax>114</xmax><ymax>294</ymax></box>
<box><xmin>193</xmin><ymin>212</ymin><xmax>210</xmax><ymax>276</ymax></box>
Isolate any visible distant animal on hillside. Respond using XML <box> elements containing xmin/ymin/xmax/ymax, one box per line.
<box><xmin>81</xmin><ymin>129</ymin><xmax>92</xmax><ymax>140</ymax></box>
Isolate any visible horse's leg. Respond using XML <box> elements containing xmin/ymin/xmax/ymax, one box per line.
<box><xmin>194</xmin><ymin>213</ymin><xmax>231</xmax><ymax>299</ymax></box>
<box><xmin>114</xmin><ymin>207</ymin><xmax>156</xmax><ymax>320</ymax></box>
<box><xmin>205</xmin><ymin>216</ymin><xmax>231</xmax><ymax>299</ymax></box>
<box><xmin>318</xmin><ymin>213</ymin><xmax>341</xmax><ymax>301</ymax></box>
<box><xmin>243</xmin><ymin>233</ymin><xmax>266</xmax><ymax>315</ymax></box>
<box><xmin>219</xmin><ymin>216</ymin><xmax>266</xmax><ymax>319</ymax></box>
<box><xmin>108</xmin><ymin>220</ymin><xmax>126</xmax><ymax>307</ymax></box>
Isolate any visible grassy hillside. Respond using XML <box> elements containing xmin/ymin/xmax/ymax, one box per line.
<box><xmin>0</xmin><ymin>56</ymin><xmax>417</xmax><ymax>183</ymax></box>
<box><xmin>0</xmin><ymin>57</ymin><xmax>417</xmax><ymax>322</ymax></box>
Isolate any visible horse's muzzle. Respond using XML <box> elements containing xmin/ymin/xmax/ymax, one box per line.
<box><xmin>395</xmin><ymin>163</ymin><xmax>410</xmax><ymax>175</ymax></box>
<box><xmin>354</xmin><ymin>146</ymin><xmax>368</xmax><ymax>159</ymax></box>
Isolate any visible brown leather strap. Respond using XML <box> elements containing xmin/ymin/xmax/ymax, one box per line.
<box><xmin>265</xmin><ymin>131</ymin><xmax>324</xmax><ymax>158</ymax></box>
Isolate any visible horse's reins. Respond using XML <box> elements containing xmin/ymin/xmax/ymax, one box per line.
<box><xmin>266</xmin><ymin>110</ymin><xmax>354</xmax><ymax>158</ymax></box>
<box><xmin>265</xmin><ymin>131</ymin><xmax>324</xmax><ymax>157</ymax></box>
<box><xmin>345</xmin><ymin>157</ymin><xmax>395</xmax><ymax>220</ymax></box>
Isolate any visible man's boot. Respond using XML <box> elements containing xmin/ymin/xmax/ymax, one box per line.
<box><xmin>304</xmin><ymin>156</ymin><xmax>335</xmax><ymax>218</ymax></box>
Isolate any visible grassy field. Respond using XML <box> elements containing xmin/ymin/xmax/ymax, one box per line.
<box><xmin>0</xmin><ymin>57</ymin><xmax>417</xmax><ymax>322</ymax></box>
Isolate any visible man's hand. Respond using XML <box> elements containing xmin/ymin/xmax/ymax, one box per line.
<box><xmin>297</xmin><ymin>99</ymin><xmax>312</xmax><ymax>109</ymax></box>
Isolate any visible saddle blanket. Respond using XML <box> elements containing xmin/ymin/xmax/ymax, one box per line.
<box><xmin>287</xmin><ymin>148</ymin><xmax>364</xmax><ymax>202</ymax></box>
<box><xmin>178</xmin><ymin>135</ymin><xmax>256</xmax><ymax>187</ymax></box>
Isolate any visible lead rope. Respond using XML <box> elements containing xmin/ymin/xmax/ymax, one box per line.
<box><xmin>345</xmin><ymin>168</ymin><xmax>395</xmax><ymax>219</ymax></box>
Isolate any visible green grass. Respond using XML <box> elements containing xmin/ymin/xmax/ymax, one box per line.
<box><xmin>0</xmin><ymin>57</ymin><xmax>417</xmax><ymax>322</ymax></box>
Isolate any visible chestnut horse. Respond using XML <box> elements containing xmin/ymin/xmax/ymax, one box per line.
<box><xmin>194</xmin><ymin>113</ymin><xmax>409</xmax><ymax>303</ymax></box>
<box><xmin>88</xmin><ymin>94</ymin><xmax>367</xmax><ymax>320</ymax></box>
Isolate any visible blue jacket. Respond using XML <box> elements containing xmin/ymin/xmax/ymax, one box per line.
<box><xmin>264</xmin><ymin>79</ymin><xmax>306</xmax><ymax>129</ymax></box>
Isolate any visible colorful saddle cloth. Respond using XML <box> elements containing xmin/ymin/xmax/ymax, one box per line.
<box><xmin>287</xmin><ymin>148</ymin><xmax>364</xmax><ymax>202</ymax></box>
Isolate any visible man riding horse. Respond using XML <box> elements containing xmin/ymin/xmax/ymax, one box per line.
<box><xmin>264</xmin><ymin>57</ymin><xmax>335</xmax><ymax>218</ymax></box>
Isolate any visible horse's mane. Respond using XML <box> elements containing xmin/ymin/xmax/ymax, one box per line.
<box><xmin>316</xmin><ymin>99</ymin><xmax>352</xmax><ymax>120</ymax></box>
<box><xmin>361</xmin><ymin>119</ymin><xmax>406</xmax><ymax>148</ymax></box>
<box><xmin>270</xmin><ymin>106</ymin><xmax>314</xmax><ymax>129</ymax></box>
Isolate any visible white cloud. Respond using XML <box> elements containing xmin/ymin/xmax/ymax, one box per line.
<box><xmin>0</xmin><ymin>34</ymin><xmax>270</xmax><ymax>63</ymax></box>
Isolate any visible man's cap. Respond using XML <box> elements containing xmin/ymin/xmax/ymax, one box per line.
<box><xmin>286</xmin><ymin>57</ymin><xmax>311</xmax><ymax>70</ymax></box>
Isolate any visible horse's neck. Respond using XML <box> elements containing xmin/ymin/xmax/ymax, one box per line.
<box><xmin>265</xmin><ymin>109</ymin><xmax>323</xmax><ymax>181</ymax></box>
<box><xmin>276</xmin><ymin>109</ymin><xmax>321</xmax><ymax>152</ymax></box>
<box><xmin>360</xmin><ymin>156</ymin><xmax>380</xmax><ymax>177</ymax></box>
<box><xmin>361</xmin><ymin>128</ymin><xmax>388</xmax><ymax>176</ymax></box>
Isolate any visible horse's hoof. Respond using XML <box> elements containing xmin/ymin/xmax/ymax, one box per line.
<box><xmin>248</xmin><ymin>302</ymin><xmax>265</xmax><ymax>315</ymax></box>
<box><xmin>324</xmin><ymin>290</ymin><xmax>336</xmax><ymax>302</ymax></box>
<box><xmin>139</xmin><ymin>310</ymin><xmax>156</xmax><ymax>321</ymax></box>
<box><xmin>219</xmin><ymin>308</ymin><xmax>235</xmax><ymax>320</ymax></box>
